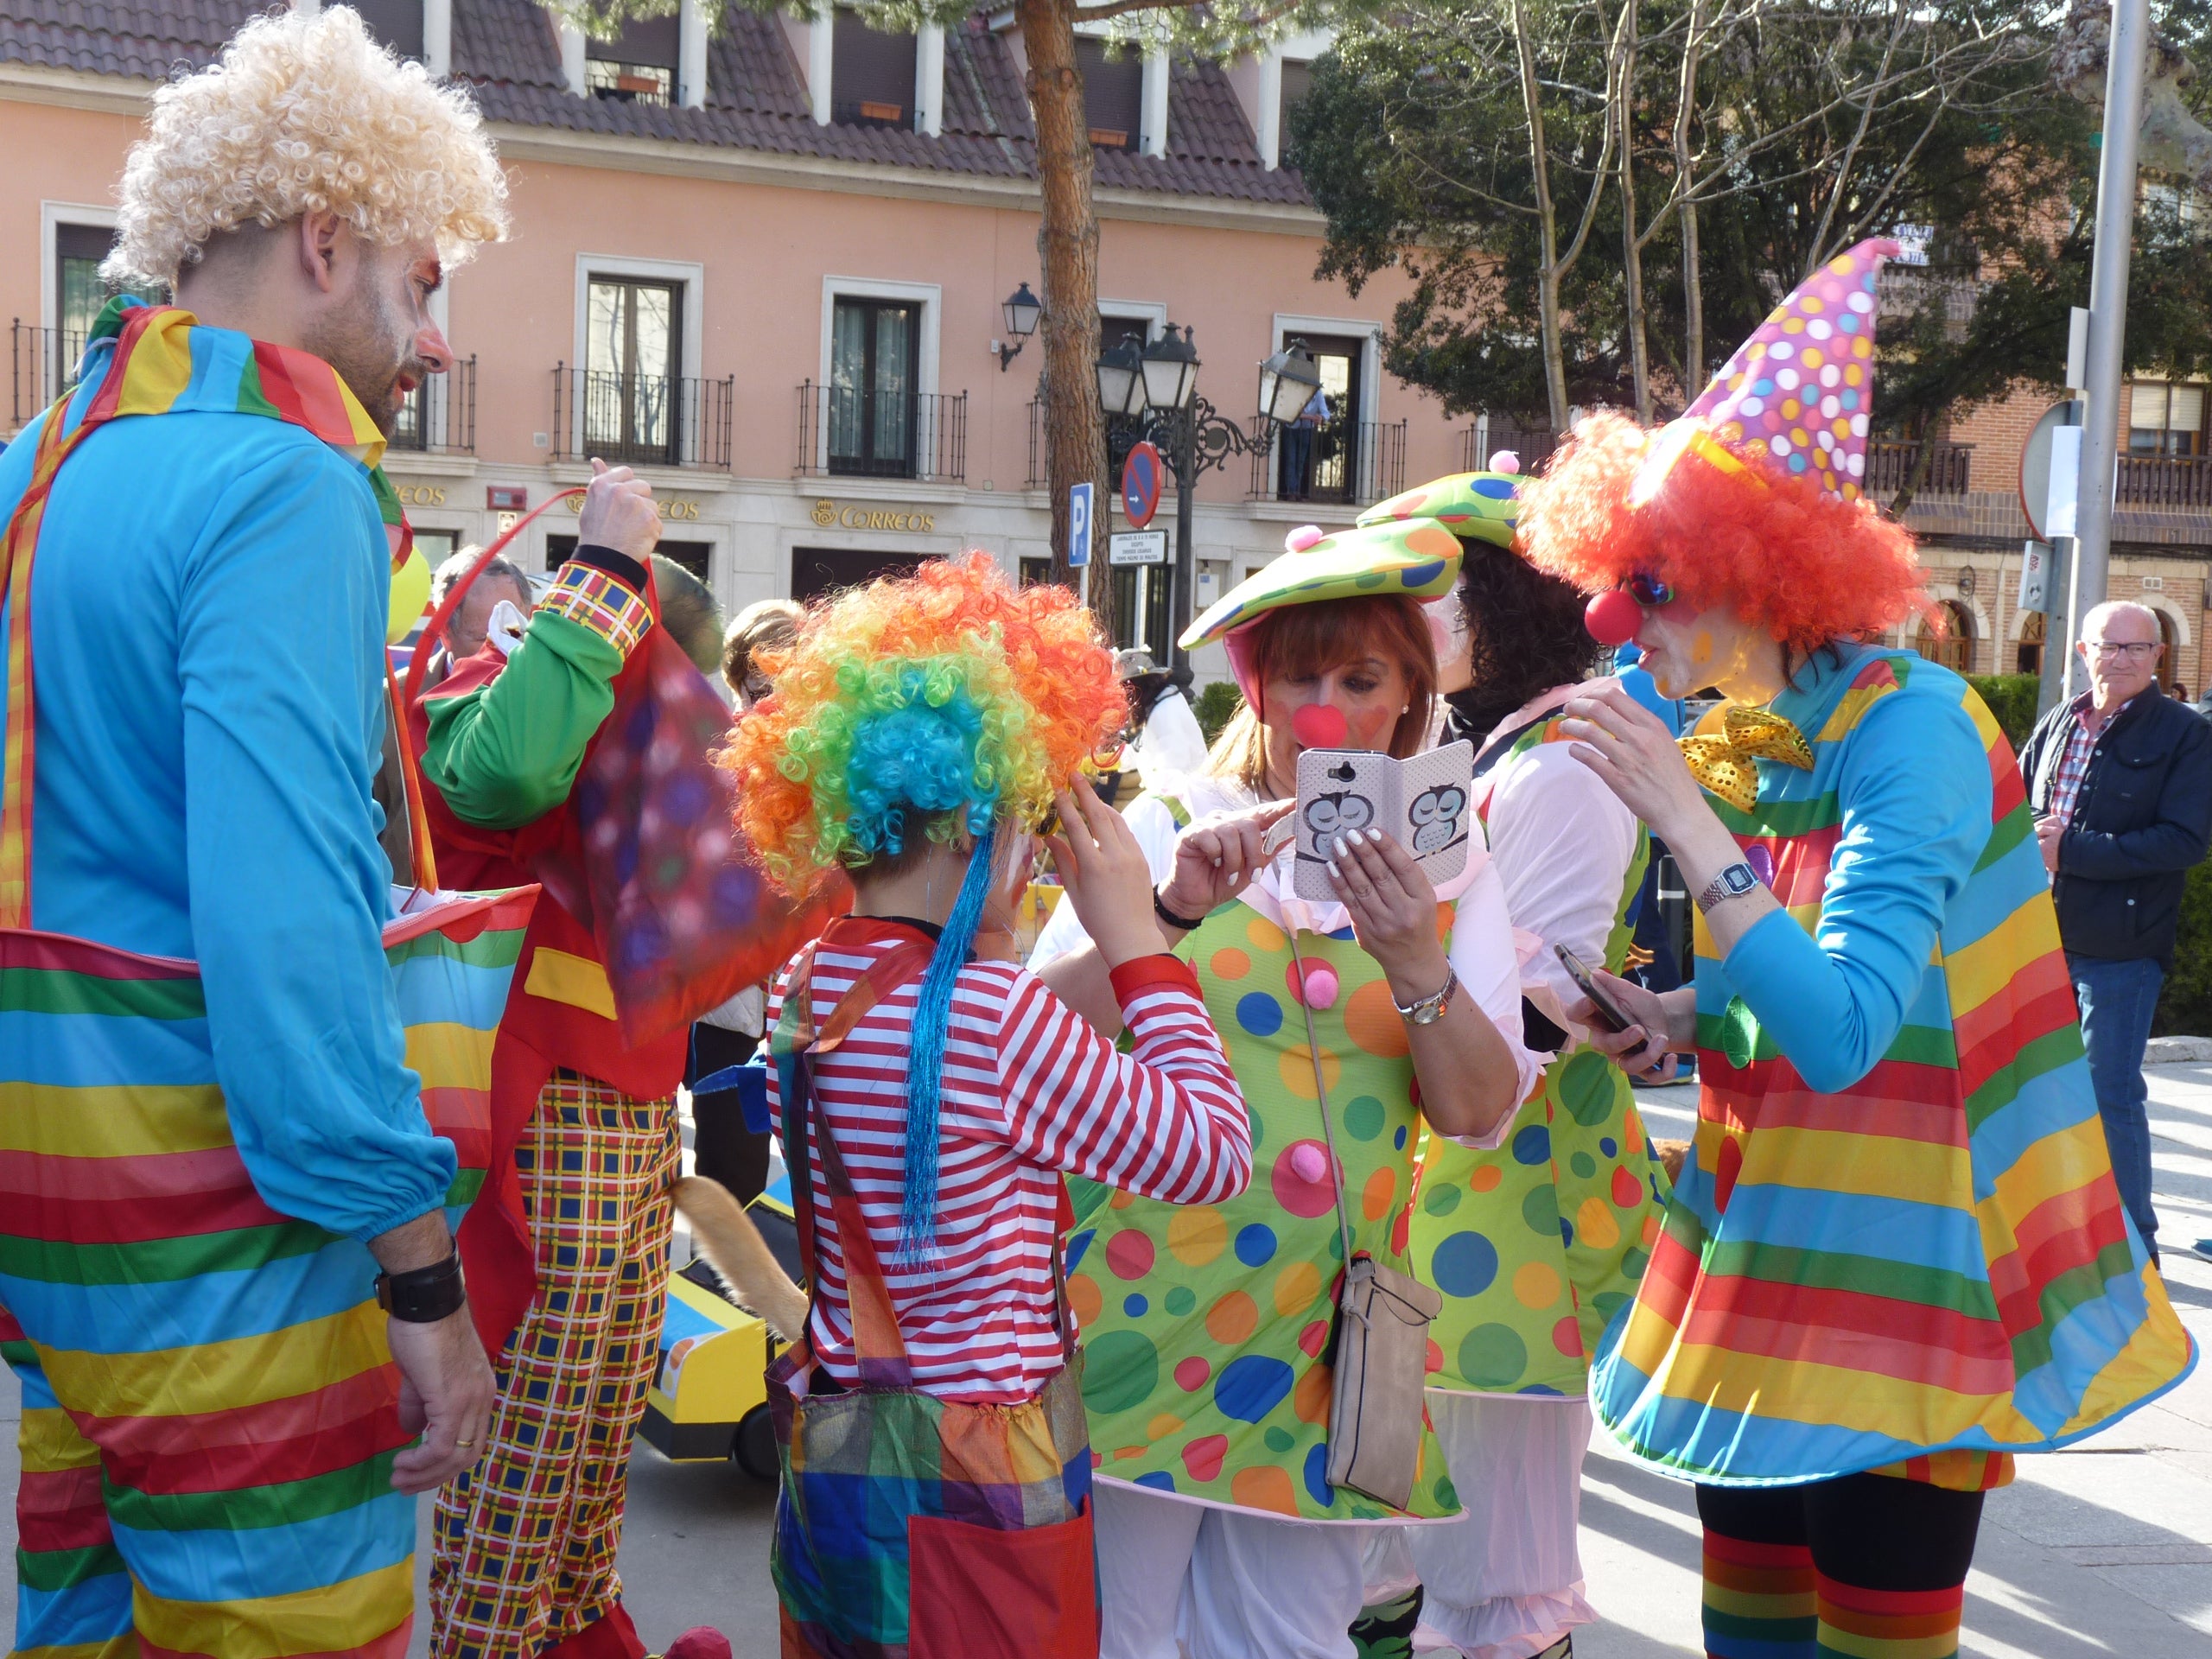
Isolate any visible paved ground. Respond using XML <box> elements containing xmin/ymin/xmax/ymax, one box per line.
<box><xmin>9</xmin><ymin>1070</ymin><xmax>2212</xmax><ymax>1656</ymax></box>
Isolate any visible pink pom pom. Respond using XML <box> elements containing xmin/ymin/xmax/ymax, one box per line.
<box><xmin>1292</xmin><ymin>702</ymin><xmax>1349</xmax><ymax>749</ymax></box>
<box><xmin>1286</xmin><ymin>524</ymin><xmax>1325</xmax><ymax>552</ymax></box>
<box><xmin>1292</xmin><ymin>1143</ymin><xmax>1328</xmax><ymax>1183</ymax></box>
<box><xmin>1489</xmin><ymin>450</ymin><xmax>1521</xmax><ymax>474</ymax></box>
<box><xmin>1301</xmin><ymin>962</ymin><xmax>1339</xmax><ymax>1011</ymax></box>
<box><xmin>1585</xmin><ymin>588</ymin><xmax>1643</xmax><ymax>647</ymax></box>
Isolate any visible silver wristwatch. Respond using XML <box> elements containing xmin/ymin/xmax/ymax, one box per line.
<box><xmin>1394</xmin><ymin>968</ymin><xmax>1459</xmax><ymax>1026</ymax></box>
<box><xmin>1694</xmin><ymin>861</ymin><xmax>1761</xmax><ymax>913</ymax></box>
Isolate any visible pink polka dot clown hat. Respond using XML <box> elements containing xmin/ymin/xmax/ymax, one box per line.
<box><xmin>1636</xmin><ymin>236</ymin><xmax>1899</xmax><ymax>506</ymax></box>
<box><xmin>1517</xmin><ymin>237</ymin><xmax>1931</xmax><ymax>657</ymax></box>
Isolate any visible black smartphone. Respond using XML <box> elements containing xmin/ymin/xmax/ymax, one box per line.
<box><xmin>1553</xmin><ymin>943</ymin><xmax>1633</xmax><ymax>1033</ymax></box>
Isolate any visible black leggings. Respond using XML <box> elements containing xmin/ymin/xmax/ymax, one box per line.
<box><xmin>1697</xmin><ymin>1473</ymin><xmax>1985</xmax><ymax>1591</ymax></box>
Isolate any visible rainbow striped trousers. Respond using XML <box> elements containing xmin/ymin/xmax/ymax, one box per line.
<box><xmin>3</xmin><ymin>932</ymin><xmax>420</xmax><ymax>1659</ymax></box>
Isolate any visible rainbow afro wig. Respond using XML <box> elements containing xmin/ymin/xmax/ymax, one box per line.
<box><xmin>1515</xmin><ymin>411</ymin><xmax>1929</xmax><ymax>654</ymax></box>
<box><xmin>722</xmin><ymin>553</ymin><xmax>1126</xmax><ymax>898</ymax></box>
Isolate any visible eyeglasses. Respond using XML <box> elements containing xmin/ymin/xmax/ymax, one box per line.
<box><xmin>1626</xmin><ymin>573</ymin><xmax>1675</xmax><ymax>607</ymax></box>
<box><xmin>2088</xmin><ymin>641</ymin><xmax>2160</xmax><ymax>661</ymax></box>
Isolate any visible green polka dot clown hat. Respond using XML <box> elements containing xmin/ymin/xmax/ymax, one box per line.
<box><xmin>1179</xmin><ymin>517</ymin><xmax>1465</xmax><ymax>655</ymax></box>
<box><xmin>1179</xmin><ymin>517</ymin><xmax>1464</xmax><ymax>702</ymax></box>
<box><xmin>1356</xmin><ymin>468</ymin><xmax>1522</xmax><ymax>549</ymax></box>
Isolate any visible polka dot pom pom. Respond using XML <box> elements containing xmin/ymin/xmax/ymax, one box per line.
<box><xmin>1489</xmin><ymin>449</ymin><xmax>1520</xmax><ymax>474</ymax></box>
<box><xmin>1285</xmin><ymin>524</ymin><xmax>1325</xmax><ymax>552</ymax></box>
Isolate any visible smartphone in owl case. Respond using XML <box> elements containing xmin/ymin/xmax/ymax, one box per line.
<box><xmin>1292</xmin><ymin>740</ymin><xmax>1474</xmax><ymax>901</ymax></box>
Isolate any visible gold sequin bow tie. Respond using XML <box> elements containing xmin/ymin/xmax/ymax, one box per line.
<box><xmin>1678</xmin><ymin>707</ymin><xmax>1814</xmax><ymax>811</ymax></box>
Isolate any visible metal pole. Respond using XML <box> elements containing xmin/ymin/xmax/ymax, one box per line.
<box><xmin>1170</xmin><ymin>409</ymin><xmax>1197</xmax><ymax>679</ymax></box>
<box><xmin>2039</xmin><ymin>535</ymin><xmax>2075</xmax><ymax>714</ymax></box>
<box><xmin>2070</xmin><ymin>0</ymin><xmax>2152</xmax><ymax>629</ymax></box>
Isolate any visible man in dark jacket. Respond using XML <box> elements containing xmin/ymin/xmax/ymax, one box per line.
<box><xmin>2020</xmin><ymin>600</ymin><xmax>2212</xmax><ymax>1262</ymax></box>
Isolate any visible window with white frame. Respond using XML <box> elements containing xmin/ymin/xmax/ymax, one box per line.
<box><xmin>585</xmin><ymin>276</ymin><xmax>683</xmax><ymax>463</ymax></box>
<box><xmin>2129</xmin><ymin>379</ymin><xmax>2206</xmax><ymax>457</ymax></box>
<box><xmin>587</xmin><ymin>12</ymin><xmax>678</xmax><ymax>105</ymax></box>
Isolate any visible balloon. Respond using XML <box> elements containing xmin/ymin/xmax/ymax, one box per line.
<box><xmin>1292</xmin><ymin>702</ymin><xmax>1349</xmax><ymax>748</ymax></box>
<box><xmin>1585</xmin><ymin>588</ymin><xmax>1643</xmax><ymax>647</ymax></box>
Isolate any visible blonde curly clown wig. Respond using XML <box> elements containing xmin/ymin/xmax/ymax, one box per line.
<box><xmin>104</xmin><ymin>6</ymin><xmax>510</xmax><ymax>288</ymax></box>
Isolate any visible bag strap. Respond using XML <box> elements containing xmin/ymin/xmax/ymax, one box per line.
<box><xmin>0</xmin><ymin>315</ymin><xmax>149</xmax><ymax>928</ymax></box>
<box><xmin>399</xmin><ymin>487</ymin><xmax>585</xmax><ymax>716</ymax></box>
<box><xmin>1285</xmin><ymin>930</ymin><xmax>1360</xmax><ymax>1274</ymax></box>
<box><xmin>777</xmin><ymin>931</ymin><xmax>935</xmax><ymax>1386</ymax></box>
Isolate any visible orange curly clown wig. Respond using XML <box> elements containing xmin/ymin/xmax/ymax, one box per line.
<box><xmin>1516</xmin><ymin>412</ymin><xmax>1933</xmax><ymax>653</ymax></box>
<box><xmin>720</xmin><ymin>554</ymin><xmax>1127</xmax><ymax>898</ymax></box>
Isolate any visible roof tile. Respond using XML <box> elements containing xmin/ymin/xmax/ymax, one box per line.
<box><xmin>0</xmin><ymin>0</ymin><xmax>1313</xmax><ymax>209</ymax></box>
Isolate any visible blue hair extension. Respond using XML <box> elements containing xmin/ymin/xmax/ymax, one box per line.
<box><xmin>899</xmin><ymin>823</ymin><xmax>997</xmax><ymax>1260</ymax></box>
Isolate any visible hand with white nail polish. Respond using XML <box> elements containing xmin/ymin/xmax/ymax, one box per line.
<box><xmin>1159</xmin><ymin>797</ymin><xmax>1296</xmax><ymax>929</ymax></box>
<box><xmin>1326</xmin><ymin>826</ymin><xmax>1449</xmax><ymax>1005</ymax></box>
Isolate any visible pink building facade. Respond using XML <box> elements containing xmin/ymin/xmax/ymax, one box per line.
<box><xmin>0</xmin><ymin>0</ymin><xmax>1479</xmax><ymax>683</ymax></box>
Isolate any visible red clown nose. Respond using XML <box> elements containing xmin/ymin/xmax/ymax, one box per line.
<box><xmin>1292</xmin><ymin>702</ymin><xmax>1349</xmax><ymax>749</ymax></box>
<box><xmin>1585</xmin><ymin>588</ymin><xmax>1643</xmax><ymax>647</ymax></box>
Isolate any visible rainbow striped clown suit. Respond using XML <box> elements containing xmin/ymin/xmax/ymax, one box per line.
<box><xmin>1</xmin><ymin>302</ymin><xmax>468</xmax><ymax>1657</ymax></box>
<box><xmin>1591</xmin><ymin>641</ymin><xmax>2196</xmax><ymax>1489</ymax></box>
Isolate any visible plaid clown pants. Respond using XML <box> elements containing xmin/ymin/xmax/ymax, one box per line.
<box><xmin>428</xmin><ymin>1072</ymin><xmax>679</xmax><ymax>1659</ymax></box>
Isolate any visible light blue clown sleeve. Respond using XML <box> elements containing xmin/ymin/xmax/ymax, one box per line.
<box><xmin>177</xmin><ymin>441</ymin><xmax>455</xmax><ymax>1242</ymax></box>
<box><xmin>1715</xmin><ymin>689</ymin><xmax>1992</xmax><ymax>1094</ymax></box>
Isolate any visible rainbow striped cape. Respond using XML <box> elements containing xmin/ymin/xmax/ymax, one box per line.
<box><xmin>1590</xmin><ymin>646</ymin><xmax>2194</xmax><ymax>1485</ymax></box>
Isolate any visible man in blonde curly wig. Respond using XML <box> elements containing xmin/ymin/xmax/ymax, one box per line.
<box><xmin>0</xmin><ymin>9</ymin><xmax>509</xmax><ymax>1659</ymax></box>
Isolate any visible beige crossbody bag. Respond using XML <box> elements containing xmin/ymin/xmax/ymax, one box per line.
<box><xmin>1287</xmin><ymin>933</ymin><xmax>1444</xmax><ymax>1512</ymax></box>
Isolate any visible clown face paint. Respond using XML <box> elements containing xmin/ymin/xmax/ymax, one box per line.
<box><xmin>1634</xmin><ymin>601</ymin><xmax>1769</xmax><ymax>701</ymax></box>
<box><xmin>1261</xmin><ymin>655</ymin><xmax>1410</xmax><ymax>796</ymax></box>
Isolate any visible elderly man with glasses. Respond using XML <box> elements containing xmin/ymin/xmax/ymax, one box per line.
<box><xmin>2020</xmin><ymin>599</ymin><xmax>2212</xmax><ymax>1264</ymax></box>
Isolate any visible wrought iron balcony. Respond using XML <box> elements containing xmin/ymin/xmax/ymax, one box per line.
<box><xmin>1249</xmin><ymin>417</ymin><xmax>1407</xmax><ymax>507</ymax></box>
<box><xmin>387</xmin><ymin>357</ymin><xmax>477</xmax><ymax>455</ymax></box>
<box><xmin>1460</xmin><ymin>420</ymin><xmax>1559</xmax><ymax>475</ymax></box>
<box><xmin>11</xmin><ymin>322</ymin><xmax>83</xmax><ymax>429</ymax></box>
<box><xmin>795</xmin><ymin>382</ymin><xmax>967</xmax><ymax>484</ymax></box>
<box><xmin>552</xmin><ymin>365</ymin><xmax>733</xmax><ymax>469</ymax></box>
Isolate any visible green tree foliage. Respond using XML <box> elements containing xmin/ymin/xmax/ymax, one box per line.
<box><xmin>1294</xmin><ymin>0</ymin><xmax>2212</xmax><ymax>484</ymax></box>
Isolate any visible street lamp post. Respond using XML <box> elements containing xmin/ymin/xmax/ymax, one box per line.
<box><xmin>1092</xmin><ymin>327</ymin><xmax>1321</xmax><ymax>677</ymax></box>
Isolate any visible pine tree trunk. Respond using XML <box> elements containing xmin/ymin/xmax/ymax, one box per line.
<box><xmin>1017</xmin><ymin>0</ymin><xmax>1112</xmax><ymax>636</ymax></box>
<box><xmin>1675</xmin><ymin>0</ymin><xmax>1706</xmax><ymax>393</ymax></box>
<box><xmin>1619</xmin><ymin>0</ymin><xmax>1651</xmax><ymax>423</ymax></box>
<box><xmin>1513</xmin><ymin>0</ymin><xmax>1570</xmax><ymax>430</ymax></box>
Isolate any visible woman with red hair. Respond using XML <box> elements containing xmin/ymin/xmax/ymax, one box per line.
<box><xmin>1522</xmin><ymin>240</ymin><xmax>2193</xmax><ymax>1659</ymax></box>
<box><xmin>1031</xmin><ymin>521</ymin><xmax>1541</xmax><ymax>1659</ymax></box>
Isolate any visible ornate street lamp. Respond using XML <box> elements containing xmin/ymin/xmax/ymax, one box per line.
<box><xmin>1094</xmin><ymin>336</ymin><xmax>1148</xmax><ymax>418</ymax></box>
<box><xmin>994</xmin><ymin>282</ymin><xmax>1042</xmax><ymax>372</ymax></box>
<box><xmin>1141</xmin><ymin>325</ymin><xmax>1201</xmax><ymax>412</ymax></box>
<box><xmin>1090</xmin><ymin>322</ymin><xmax>1318</xmax><ymax>676</ymax></box>
<box><xmin>1258</xmin><ymin>339</ymin><xmax>1323</xmax><ymax>427</ymax></box>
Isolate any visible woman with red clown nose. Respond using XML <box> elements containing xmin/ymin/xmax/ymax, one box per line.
<box><xmin>1030</xmin><ymin>518</ymin><xmax>1543</xmax><ymax>1659</ymax></box>
<box><xmin>1522</xmin><ymin>238</ymin><xmax>2195</xmax><ymax>1659</ymax></box>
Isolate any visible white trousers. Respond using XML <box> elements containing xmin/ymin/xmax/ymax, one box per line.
<box><xmin>1095</xmin><ymin>1478</ymin><xmax>1373</xmax><ymax>1659</ymax></box>
<box><xmin>1361</xmin><ymin>1392</ymin><xmax>1598</xmax><ymax>1659</ymax></box>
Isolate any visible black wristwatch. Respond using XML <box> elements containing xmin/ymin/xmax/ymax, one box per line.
<box><xmin>375</xmin><ymin>1253</ymin><xmax>467</xmax><ymax>1323</ymax></box>
<box><xmin>1694</xmin><ymin>861</ymin><xmax>1761</xmax><ymax>914</ymax></box>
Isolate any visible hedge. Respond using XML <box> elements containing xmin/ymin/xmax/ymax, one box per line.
<box><xmin>1193</xmin><ymin>680</ymin><xmax>1243</xmax><ymax>747</ymax></box>
<box><xmin>1966</xmin><ymin>674</ymin><xmax>2041</xmax><ymax>751</ymax></box>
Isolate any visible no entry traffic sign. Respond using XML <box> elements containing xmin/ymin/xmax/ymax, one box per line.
<box><xmin>1122</xmin><ymin>442</ymin><xmax>1164</xmax><ymax>529</ymax></box>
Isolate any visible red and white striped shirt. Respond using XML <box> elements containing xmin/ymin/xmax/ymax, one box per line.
<box><xmin>767</xmin><ymin>918</ymin><xmax>1251</xmax><ymax>1402</ymax></box>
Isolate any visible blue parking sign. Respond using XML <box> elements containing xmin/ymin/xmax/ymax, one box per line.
<box><xmin>1068</xmin><ymin>481</ymin><xmax>1093</xmax><ymax>569</ymax></box>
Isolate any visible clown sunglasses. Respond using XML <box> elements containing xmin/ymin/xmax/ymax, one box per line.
<box><xmin>1625</xmin><ymin>573</ymin><xmax>1675</xmax><ymax>607</ymax></box>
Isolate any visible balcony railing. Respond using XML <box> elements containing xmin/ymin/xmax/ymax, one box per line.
<box><xmin>1864</xmin><ymin>438</ymin><xmax>1973</xmax><ymax>499</ymax></box>
<box><xmin>1461</xmin><ymin>419</ymin><xmax>1559</xmax><ymax>475</ymax></box>
<box><xmin>795</xmin><ymin>381</ymin><xmax>967</xmax><ymax>483</ymax></box>
<box><xmin>552</xmin><ymin>365</ymin><xmax>733</xmax><ymax>469</ymax></box>
<box><xmin>11</xmin><ymin>322</ymin><xmax>86</xmax><ymax>429</ymax></box>
<box><xmin>387</xmin><ymin>357</ymin><xmax>477</xmax><ymax>455</ymax></box>
<box><xmin>1250</xmin><ymin>418</ymin><xmax>1407</xmax><ymax>507</ymax></box>
<box><xmin>2115</xmin><ymin>453</ymin><xmax>2212</xmax><ymax>510</ymax></box>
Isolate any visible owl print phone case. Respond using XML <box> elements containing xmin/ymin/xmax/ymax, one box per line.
<box><xmin>1292</xmin><ymin>740</ymin><xmax>1474</xmax><ymax>900</ymax></box>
